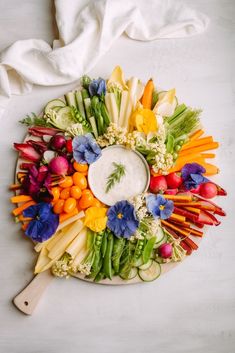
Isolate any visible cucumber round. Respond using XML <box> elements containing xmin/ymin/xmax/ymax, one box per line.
<box><xmin>54</xmin><ymin>106</ymin><xmax>75</xmax><ymax>130</ymax></box>
<box><xmin>120</xmin><ymin>267</ymin><xmax>138</xmax><ymax>280</ymax></box>
<box><xmin>44</xmin><ymin>99</ymin><xmax>66</xmax><ymax>115</ymax></box>
<box><xmin>139</xmin><ymin>260</ymin><xmax>152</xmax><ymax>270</ymax></box>
<box><xmin>153</xmin><ymin>227</ymin><xmax>167</xmax><ymax>248</ymax></box>
<box><xmin>138</xmin><ymin>261</ymin><xmax>161</xmax><ymax>282</ymax></box>
<box><xmin>133</xmin><ymin>257</ymin><xmax>144</xmax><ymax>267</ymax></box>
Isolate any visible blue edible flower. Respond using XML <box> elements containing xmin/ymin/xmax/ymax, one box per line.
<box><xmin>107</xmin><ymin>200</ymin><xmax>139</xmax><ymax>239</ymax></box>
<box><xmin>23</xmin><ymin>202</ymin><xmax>59</xmax><ymax>243</ymax></box>
<box><xmin>88</xmin><ymin>78</ymin><xmax>106</xmax><ymax>97</ymax></box>
<box><xmin>72</xmin><ymin>133</ymin><xmax>102</xmax><ymax>164</ymax></box>
<box><xmin>146</xmin><ymin>194</ymin><xmax>174</xmax><ymax>220</ymax></box>
<box><xmin>181</xmin><ymin>163</ymin><xmax>208</xmax><ymax>190</ymax></box>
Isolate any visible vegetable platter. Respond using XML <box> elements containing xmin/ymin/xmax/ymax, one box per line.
<box><xmin>11</xmin><ymin>66</ymin><xmax>227</xmax><ymax>312</ymax></box>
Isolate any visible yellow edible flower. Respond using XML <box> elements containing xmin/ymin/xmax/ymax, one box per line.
<box><xmin>107</xmin><ymin>65</ymin><xmax>128</xmax><ymax>90</ymax></box>
<box><xmin>84</xmin><ymin>207</ymin><xmax>108</xmax><ymax>232</ymax></box>
<box><xmin>130</xmin><ymin>108</ymin><xmax>158</xmax><ymax>134</ymax></box>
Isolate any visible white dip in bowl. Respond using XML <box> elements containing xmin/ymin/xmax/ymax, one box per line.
<box><xmin>88</xmin><ymin>145</ymin><xmax>150</xmax><ymax>206</ymax></box>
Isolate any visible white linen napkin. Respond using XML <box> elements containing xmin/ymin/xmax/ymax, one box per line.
<box><xmin>0</xmin><ymin>0</ymin><xmax>209</xmax><ymax>118</ymax></box>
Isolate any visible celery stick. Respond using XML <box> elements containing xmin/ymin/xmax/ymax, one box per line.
<box><xmin>75</xmin><ymin>91</ymin><xmax>86</xmax><ymax>118</ymax></box>
<box><xmin>166</xmin><ymin>104</ymin><xmax>187</xmax><ymax>125</ymax></box>
<box><xmin>65</xmin><ymin>92</ymin><xmax>77</xmax><ymax>107</ymax></box>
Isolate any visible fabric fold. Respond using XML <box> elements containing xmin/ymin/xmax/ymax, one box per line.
<box><xmin>0</xmin><ymin>0</ymin><xmax>209</xmax><ymax>118</ymax></box>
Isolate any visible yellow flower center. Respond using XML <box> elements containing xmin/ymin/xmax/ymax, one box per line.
<box><xmin>117</xmin><ymin>213</ymin><xmax>123</xmax><ymax>219</ymax></box>
<box><xmin>159</xmin><ymin>205</ymin><xmax>165</xmax><ymax>211</ymax></box>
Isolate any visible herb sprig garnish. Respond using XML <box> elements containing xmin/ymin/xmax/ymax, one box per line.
<box><xmin>105</xmin><ymin>162</ymin><xmax>126</xmax><ymax>193</ymax></box>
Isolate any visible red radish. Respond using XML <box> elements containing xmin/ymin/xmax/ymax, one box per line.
<box><xmin>190</xmin><ymin>184</ymin><xmax>201</xmax><ymax>194</ymax></box>
<box><xmin>149</xmin><ymin>176</ymin><xmax>167</xmax><ymax>193</ymax></box>
<box><xmin>49</xmin><ymin>156</ymin><xmax>69</xmax><ymax>175</ymax></box>
<box><xmin>165</xmin><ymin>172</ymin><xmax>183</xmax><ymax>189</ymax></box>
<box><xmin>66</xmin><ymin>139</ymin><xmax>73</xmax><ymax>153</ymax></box>
<box><xmin>199</xmin><ymin>182</ymin><xmax>217</xmax><ymax>199</ymax></box>
<box><xmin>164</xmin><ymin>188</ymin><xmax>178</xmax><ymax>195</ymax></box>
<box><xmin>50</xmin><ymin>135</ymin><xmax>66</xmax><ymax>150</ymax></box>
<box><xmin>158</xmin><ymin>243</ymin><xmax>172</xmax><ymax>259</ymax></box>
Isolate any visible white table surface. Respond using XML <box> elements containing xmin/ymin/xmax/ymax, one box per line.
<box><xmin>0</xmin><ymin>1</ymin><xmax>235</xmax><ymax>352</ymax></box>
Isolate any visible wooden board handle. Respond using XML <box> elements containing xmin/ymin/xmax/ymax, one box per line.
<box><xmin>13</xmin><ymin>270</ymin><xmax>53</xmax><ymax>315</ymax></box>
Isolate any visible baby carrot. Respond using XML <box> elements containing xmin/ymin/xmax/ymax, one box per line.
<box><xmin>141</xmin><ymin>79</ymin><xmax>154</xmax><ymax>109</ymax></box>
<box><xmin>59</xmin><ymin>208</ymin><xmax>79</xmax><ymax>223</ymax></box>
<box><xmin>11</xmin><ymin>195</ymin><xmax>33</xmax><ymax>203</ymax></box>
<box><xmin>12</xmin><ymin>201</ymin><xmax>36</xmax><ymax>217</ymax></box>
<box><xmin>181</xmin><ymin>136</ymin><xmax>214</xmax><ymax>151</ymax></box>
<box><xmin>164</xmin><ymin>194</ymin><xmax>193</xmax><ymax>202</ymax></box>
<box><xmin>179</xmin><ymin>142</ymin><xmax>219</xmax><ymax>157</ymax></box>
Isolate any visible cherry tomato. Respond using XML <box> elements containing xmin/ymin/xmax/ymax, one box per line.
<box><xmin>73</xmin><ymin>162</ymin><xmax>88</xmax><ymax>173</ymax></box>
<box><xmin>60</xmin><ymin>176</ymin><xmax>73</xmax><ymax>188</ymax></box>
<box><xmin>70</xmin><ymin>185</ymin><xmax>82</xmax><ymax>199</ymax></box>
<box><xmin>53</xmin><ymin>199</ymin><xmax>65</xmax><ymax>214</ymax></box>
<box><xmin>63</xmin><ymin>197</ymin><xmax>77</xmax><ymax>214</ymax></box>
<box><xmin>60</xmin><ymin>187</ymin><xmax>70</xmax><ymax>200</ymax></box>
<box><xmin>66</xmin><ymin>139</ymin><xmax>73</xmax><ymax>153</ymax></box>
<box><xmin>91</xmin><ymin>198</ymin><xmax>102</xmax><ymax>207</ymax></box>
<box><xmin>72</xmin><ymin>172</ymin><xmax>87</xmax><ymax>190</ymax></box>
<box><xmin>51</xmin><ymin>187</ymin><xmax>61</xmax><ymax>201</ymax></box>
<box><xmin>78</xmin><ymin>189</ymin><xmax>94</xmax><ymax>209</ymax></box>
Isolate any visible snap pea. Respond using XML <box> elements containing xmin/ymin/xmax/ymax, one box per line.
<box><xmin>174</xmin><ymin>144</ymin><xmax>182</xmax><ymax>152</ymax></box>
<box><xmin>142</xmin><ymin>236</ymin><xmax>157</xmax><ymax>264</ymax></box>
<box><xmin>103</xmin><ymin>231</ymin><xmax>114</xmax><ymax>280</ymax></box>
<box><xmin>133</xmin><ymin>238</ymin><xmax>145</xmax><ymax>261</ymax></box>
<box><xmin>88</xmin><ymin>257</ymin><xmax>103</xmax><ymax>279</ymax></box>
<box><xmin>112</xmin><ymin>237</ymin><xmax>126</xmax><ymax>274</ymax></box>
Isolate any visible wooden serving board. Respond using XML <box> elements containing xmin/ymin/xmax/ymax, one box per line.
<box><xmin>13</xmin><ymin>119</ymin><xmax>202</xmax><ymax>314</ymax></box>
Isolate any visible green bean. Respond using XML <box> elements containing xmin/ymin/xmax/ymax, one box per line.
<box><xmin>112</xmin><ymin>237</ymin><xmax>126</xmax><ymax>274</ymax></box>
<box><xmin>103</xmin><ymin>232</ymin><xmax>114</xmax><ymax>279</ymax></box>
<box><xmin>94</xmin><ymin>271</ymin><xmax>105</xmax><ymax>283</ymax></box>
<box><xmin>101</xmin><ymin>232</ymin><xmax>107</xmax><ymax>258</ymax></box>
<box><xmin>142</xmin><ymin>237</ymin><xmax>157</xmax><ymax>264</ymax></box>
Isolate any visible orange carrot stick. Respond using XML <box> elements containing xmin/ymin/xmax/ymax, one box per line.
<box><xmin>202</xmin><ymin>163</ymin><xmax>220</xmax><ymax>176</ymax></box>
<box><xmin>188</xmin><ymin>129</ymin><xmax>204</xmax><ymax>141</ymax></box>
<box><xmin>169</xmin><ymin>213</ymin><xmax>186</xmax><ymax>223</ymax></box>
<box><xmin>184</xmin><ymin>206</ymin><xmax>201</xmax><ymax>215</ymax></box>
<box><xmin>18</xmin><ymin>215</ymin><xmax>33</xmax><ymax>222</ymax></box>
<box><xmin>184</xmin><ymin>227</ymin><xmax>203</xmax><ymax>237</ymax></box>
<box><xmin>179</xmin><ymin>142</ymin><xmax>219</xmax><ymax>157</ymax></box>
<box><xmin>200</xmin><ymin>153</ymin><xmax>215</xmax><ymax>159</ymax></box>
<box><xmin>164</xmin><ymin>194</ymin><xmax>193</xmax><ymax>202</ymax></box>
<box><xmin>161</xmin><ymin>220</ymin><xmax>191</xmax><ymax>237</ymax></box>
<box><xmin>11</xmin><ymin>195</ymin><xmax>33</xmax><ymax>203</ymax></box>
<box><xmin>9</xmin><ymin>184</ymin><xmax>22</xmax><ymax>191</ymax></box>
<box><xmin>12</xmin><ymin>201</ymin><xmax>36</xmax><ymax>217</ymax></box>
<box><xmin>181</xmin><ymin>136</ymin><xmax>214</xmax><ymax>151</ymax></box>
<box><xmin>21</xmin><ymin>222</ymin><xmax>29</xmax><ymax>231</ymax></box>
<box><xmin>59</xmin><ymin>208</ymin><xmax>79</xmax><ymax>223</ymax></box>
<box><xmin>141</xmin><ymin>79</ymin><xmax>154</xmax><ymax>109</ymax></box>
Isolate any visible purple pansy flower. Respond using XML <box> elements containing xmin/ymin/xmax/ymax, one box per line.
<box><xmin>88</xmin><ymin>78</ymin><xmax>106</xmax><ymax>97</ymax></box>
<box><xmin>23</xmin><ymin>202</ymin><xmax>59</xmax><ymax>242</ymax></box>
<box><xmin>21</xmin><ymin>165</ymin><xmax>53</xmax><ymax>203</ymax></box>
<box><xmin>146</xmin><ymin>194</ymin><xmax>174</xmax><ymax>220</ymax></box>
<box><xmin>181</xmin><ymin>163</ymin><xmax>208</xmax><ymax>190</ymax></box>
<box><xmin>107</xmin><ymin>200</ymin><xmax>139</xmax><ymax>239</ymax></box>
<box><xmin>72</xmin><ymin>133</ymin><xmax>101</xmax><ymax>164</ymax></box>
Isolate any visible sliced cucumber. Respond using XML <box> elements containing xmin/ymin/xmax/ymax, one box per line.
<box><xmin>75</xmin><ymin>91</ymin><xmax>86</xmax><ymax>118</ymax></box>
<box><xmin>44</xmin><ymin>99</ymin><xmax>66</xmax><ymax>115</ymax></box>
<box><xmin>133</xmin><ymin>257</ymin><xmax>144</xmax><ymax>267</ymax></box>
<box><xmin>154</xmin><ymin>233</ymin><xmax>167</xmax><ymax>248</ymax></box>
<box><xmin>153</xmin><ymin>227</ymin><xmax>165</xmax><ymax>248</ymax></box>
<box><xmin>55</xmin><ymin>106</ymin><xmax>75</xmax><ymax>130</ymax></box>
<box><xmin>139</xmin><ymin>260</ymin><xmax>153</xmax><ymax>270</ymax></box>
<box><xmin>138</xmin><ymin>261</ymin><xmax>161</xmax><ymax>282</ymax></box>
<box><xmin>120</xmin><ymin>267</ymin><xmax>138</xmax><ymax>280</ymax></box>
<box><xmin>89</xmin><ymin>116</ymin><xmax>98</xmax><ymax>139</ymax></box>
